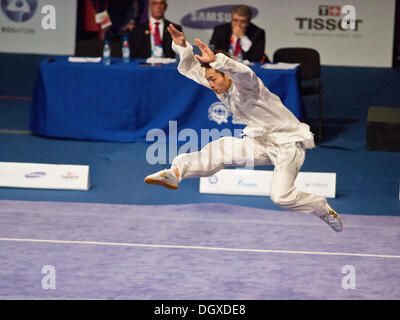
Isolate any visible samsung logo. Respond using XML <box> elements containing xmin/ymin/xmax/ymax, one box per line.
<box><xmin>181</xmin><ymin>5</ymin><xmax>259</xmax><ymax>29</ymax></box>
<box><xmin>25</xmin><ymin>171</ymin><xmax>46</xmax><ymax>178</ymax></box>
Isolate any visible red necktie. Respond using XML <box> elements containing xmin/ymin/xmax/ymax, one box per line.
<box><xmin>154</xmin><ymin>22</ymin><xmax>162</xmax><ymax>46</ymax></box>
<box><xmin>234</xmin><ymin>38</ymin><xmax>242</xmax><ymax>57</ymax></box>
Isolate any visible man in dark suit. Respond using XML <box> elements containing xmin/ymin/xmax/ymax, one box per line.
<box><xmin>129</xmin><ymin>0</ymin><xmax>182</xmax><ymax>58</ymax></box>
<box><xmin>210</xmin><ymin>5</ymin><xmax>268</xmax><ymax>63</ymax></box>
<box><xmin>91</xmin><ymin>0</ymin><xmax>145</xmax><ymax>40</ymax></box>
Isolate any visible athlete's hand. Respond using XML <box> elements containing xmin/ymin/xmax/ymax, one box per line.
<box><xmin>194</xmin><ymin>38</ymin><xmax>215</xmax><ymax>63</ymax></box>
<box><xmin>167</xmin><ymin>24</ymin><xmax>186</xmax><ymax>47</ymax></box>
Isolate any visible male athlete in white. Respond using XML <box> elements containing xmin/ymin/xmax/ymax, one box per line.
<box><xmin>145</xmin><ymin>25</ymin><xmax>343</xmax><ymax>232</ymax></box>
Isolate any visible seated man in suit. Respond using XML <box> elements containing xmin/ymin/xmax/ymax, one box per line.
<box><xmin>129</xmin><ymin>0</ymin><xmax>182</xmax><ymax>58</ymax></box>
<box><xmin>210</xmin><ymin>5</ymin><xmax>268</xmax><ymax>63</ymax></box>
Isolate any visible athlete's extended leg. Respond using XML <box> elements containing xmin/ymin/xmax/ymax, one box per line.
<box><xmin>269</xmin><ymin>142</ymin><xmax>343</xmax><ymax>232</ymax></box>
<box><xmin>171</xmin><ymin>136</ymin><xmax>268</xmax><ymax>181</ymax></box>
<box><xmin>145</xmin><ymin>136</ymin><xmax>268</xmax><ymax>188</ymax></box>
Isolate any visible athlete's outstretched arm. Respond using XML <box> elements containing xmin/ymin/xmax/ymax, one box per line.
<box><xmin>195</xmin><ymin>38</ymin><xmax>261</xmax><ymax>94</ymax></box>
<box><xmin>167</xmin><ymin>24</ymin><xmax>210</xmax><ymax>88</ymax></box>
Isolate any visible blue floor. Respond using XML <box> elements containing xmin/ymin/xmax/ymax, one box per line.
<box><xmin>1</xmin><ymin>53</ymin><xmax>400</xmax><ymax>301</ymax></box>
<box><xmin>0</xmin><ymin>132</ymin><xmax>400</xmax><ymax>216</ymax></box>
<box><xmin>0</xmin><ymin>53</ymin><xmax>399</xmax><ymax>216</ymax></box>
<box><xmin>1</xmin><ymin>200</ymin><xmax>399</xmax><ymax>299</ymax></box>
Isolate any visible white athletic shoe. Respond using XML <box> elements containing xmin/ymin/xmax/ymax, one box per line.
<box><xmin>320</xmin><ymin>203</ymin><xmax>343</xmax><ymax>232</ymax></box>
<box><xmin>144</xmin><ymin>169</ymin><xmax>179</xmax><ymax>190</ymax></box>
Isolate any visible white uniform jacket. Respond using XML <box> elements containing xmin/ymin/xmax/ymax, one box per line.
<box><xmin>172</xmin><ymin>41</ymin><xmax>315</xmax><ymax>149</ymax></box>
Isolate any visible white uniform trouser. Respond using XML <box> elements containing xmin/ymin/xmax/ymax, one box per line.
<box><xmin>171</xmin><ymin>136</ymin><xmax>327</xmax><ymax>216</ymax></box>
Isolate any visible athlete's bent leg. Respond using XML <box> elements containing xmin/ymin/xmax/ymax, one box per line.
<box><xmin>269</xmin><ymin>143</ymin><xmax>343</xmax><ymax>232</ymax></box>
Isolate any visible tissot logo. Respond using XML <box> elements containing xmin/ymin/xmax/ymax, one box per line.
<box><xmin>318</xmin><ymin>5</ymin><xmax>341</xmax><ymax>17</ymax></box>
<box><xmin>61</xmin><ymin>172</ymin><xmax>79</xmax><ymax>179</ymax></box>
<box><xmin>181</xmin><ymin>5</ymin><xmax>258</xmax><ymax>29</ymax></box>
<box><xmin>295</xmin><ymin>4</ymin><xmax>362</xmax><ymax>31</ymax></box>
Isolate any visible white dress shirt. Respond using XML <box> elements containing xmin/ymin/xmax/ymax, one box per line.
<box><xmin>149</xmin><ymin>16</ymin><xmax>164</xmax><ymax>53</ymax></box>
<box><xmin>172</xmin><ymin>41</ymin><xmax>315</xmax><ymax>149</ymax></box>
<box><xmin>232</xmin><ymin>34</ymin><xmax>252</xmax><ymax>53</ymax></box>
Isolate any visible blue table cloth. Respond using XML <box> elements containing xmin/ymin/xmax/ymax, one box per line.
<box><xmin>29</xmin><ymin>57</ymin><xmax>307</xmax><ymax>143</ymax></box>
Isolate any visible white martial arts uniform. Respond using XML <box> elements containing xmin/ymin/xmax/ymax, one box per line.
<box><xmin>170</xmin><ymin>41</ymin><xmax>328</xmax><ymax>216</ymax></box>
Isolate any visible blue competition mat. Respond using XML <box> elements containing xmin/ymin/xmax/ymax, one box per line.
<box><xmin>0</xmin><ymin>200</ymin><xmax>399</xmax><ymax>299</ymax></box>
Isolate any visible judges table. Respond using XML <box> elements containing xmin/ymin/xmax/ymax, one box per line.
<box><xmin>29</xmin><ymin>57</ymin><xmax>307</xmax><ymax>143</ymax></box>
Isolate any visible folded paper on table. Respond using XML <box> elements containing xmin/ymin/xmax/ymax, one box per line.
<box><xmin>145</xmin><ymin>57</ymin><xmax>177</xmax><ymax>64</ymax></box>
<box><xmin>68</xmin><ymin>57</ymin><xmax>102</xmax><ymax>63</ymax></box>
<box><xmin>261</xmin><ymin>62</ymin><xmax>300</xmax><ymax>70</ymax></box>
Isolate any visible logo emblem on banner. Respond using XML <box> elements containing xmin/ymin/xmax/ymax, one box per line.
<box><xmin>25</xmin><ymin>171</ymin><xmax>46</xmax><ymax>178</ymax></box>
<box><xmin>181</xmin><ymin>5</ymin><xmax>258</xmax><ymax>29</ymax></box>
<box><xmin>61</xmin><ymin>172</ymin><xmax>79</xmax><ymax>180</ymax></box>
<box><xmin>1</xmin><ymin>0</ymin><xmax>38</xmax><ymax>22</ymax></box>
<box><xmin>208</xmin><ymin>102</ymin><xmax>230</xmax><ymax>124</ymax></box>
<box><xmin>295</xmin><ymin>4</ymin><xmax>361</xmax><ymax>32</ymax></box>
<box><xmin>208</xmin><ymin>102</ymin><xmax>246</xmax><ymax>125</ymax></box>
<box><xmin>208</xmin><ymin>175</ymin><xmax>218</xmax><ymax>184</ymax></box>
<box><xmin>318</xmin><ymin>5</ymin><xmax>341</xmax><ymax>17</ymax></box>
<box><xmin>238</xmin><ymin>179</ymin><xmax>257</xmax><ymax>188</ymax></box>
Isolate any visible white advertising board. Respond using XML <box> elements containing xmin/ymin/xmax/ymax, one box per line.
<box><xmin>0</xmin><ymin>162</ymin><xmax>90</xmax><ymax>190</ymax></box>
<box><xmin>200</xmin><ymin>168</ymin><xmax>336</xmax><ymax>198</ymax></box>
<box><xmin>0</xmin><ymin>0</ymin><xmax>77</xmax><ymax>55</ymax></box>
<box><xmin>167</xmin><ymin>0</ymin><xmax>395</xmax><ymax>67</ymax></box>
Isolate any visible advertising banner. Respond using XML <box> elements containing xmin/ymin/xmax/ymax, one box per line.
<box><xmin>0</xmin><ymin>162</ymin><xmax>90</xmax><ymax>190</ymax></box>
<box><xmin>0</xmin><ymin>0</ymin><xmax>77</xmax><ymax>55</ymax></box>
<box><xmin>167</xmin><ymin>0</ymin><xmax>395</xmax><ymax>67</ymax></box>
<box><xmin>200</xmin><ymin>169</ymin><xmax>336</xmax><ymax>198</ymax></box>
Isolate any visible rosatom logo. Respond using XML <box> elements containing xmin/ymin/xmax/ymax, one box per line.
<box><xmin>181</xmin><ymin>5</ymin><xmax>259</xmax><ymax>29</ymax></box>
<box><xmin>208</xmin><ymin>175</ymin><xmax>218</xmax><ymax>184</ymax></box>
<box><xmin>1</xmin><ymin>0</ymin><xmax>38</xmax><ymax>22</ymax></box>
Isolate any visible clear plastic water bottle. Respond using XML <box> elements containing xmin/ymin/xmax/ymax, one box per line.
<box><xmin>122</xmin><ymin>36</ymin><xmax>130</xmax><ymax>63</ymax></box>
<box><xmin>228</xmin><ymin>47</ymin><xmax>234</xmax><ymax>59</ymax></box>
<box><xmin>237</xmin><ymin>51</ymin><xmax>243</xmax><ymax>63</ymax></box>
<box><xmin>103</xmin><ymin>40</ymin><xmax>111</xmax><ymax>66</ymax></box>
